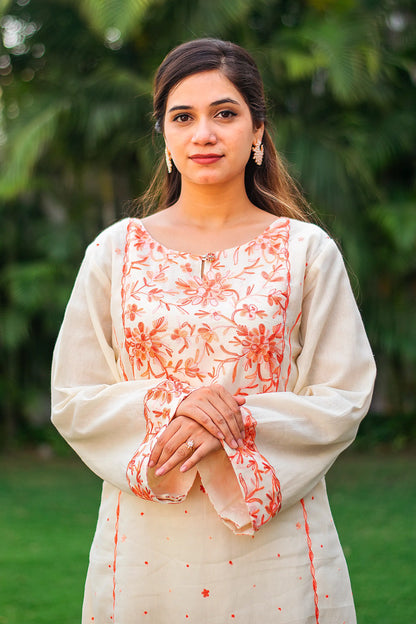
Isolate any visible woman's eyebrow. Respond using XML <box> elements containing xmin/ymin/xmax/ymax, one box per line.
<box><xmin>210</xmin><ymin>98</ymin><xmax>240</xmax><ymax>107</ymax></box>
<box><xmin>167</xmin><ymin>98</ymin><xmax>241</xmax><ymax>114</ymax></box>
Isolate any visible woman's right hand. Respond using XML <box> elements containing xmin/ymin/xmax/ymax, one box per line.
<box><xmin>149</xmin><ymin>415</ymin><xmax>222</xmax><ymax>477</ymax></box>
<box><xmin>174</xmin><ymin>384</ymin><xmax>246</xmax><ymax>449</ymax></box>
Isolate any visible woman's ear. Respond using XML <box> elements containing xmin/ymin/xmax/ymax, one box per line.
<box><xmin>254</xmin><ymin>121</ymin><xmax>264</xmax><ymax>144</ymax></box>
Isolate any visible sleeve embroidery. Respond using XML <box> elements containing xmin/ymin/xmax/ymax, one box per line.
<box><xmin>126</xmin><ymin>378</ymin><xmax>194</xmax><ymax>502</ymax></box>
<box><xmin>223</xmin><ymin>404</ymin><xmax>282</xmax><ymax>531</ymax></box>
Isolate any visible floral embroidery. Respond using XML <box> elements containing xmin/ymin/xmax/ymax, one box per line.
<box><xmin>121</xmin><ymin>218</ymin><xmax>290</xmax><ymax>528</ymax></box>
<box><xmin>226</xmin><ymin>405</ymin><xmax>282</xmax><ymax>530</ymax></box>
<box><xmin>175</xmin><ymin>273</ymin><xmax>237</xmax><ymax>307</ymax></box>
<box><xmin>125</xmin><ymin>319</ymin><xmax>173</xmax><ymax>378</ymax></box>
<box><xmin>126</xmin><ymin>378</ymin><xmax>193</xmax><ymax>501</ymax></box>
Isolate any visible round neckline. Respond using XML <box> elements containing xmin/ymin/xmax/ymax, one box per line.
<box><xmin>135</xmin><ymin>216</ymin><xmax>286</xmax><ymax>258</ymax></box>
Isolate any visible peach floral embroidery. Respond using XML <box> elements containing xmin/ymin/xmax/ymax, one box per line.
<box><xmin>125</xmin><ymin>319</ymin><xmax>172</xmax><ymax>377</ymax></box>
<box><xmin>121</xmin><ymin>218</ymin><xmax>290</xmax><ymax>527</ymax></box>
<box><xmin>126</xmin><ymin>303</ymin><xmax>142</xmax><ymax>321</ymax></box>
<box><xmin>240</xmin><ymin>303</ymin><xmax>267</xmax><ymax>319</ymax></box>
<box><xmin>171</xmin><ymin>324</ymin><xmax>193</xmax><ymax>354</ymax></box>
<box><xmin>127</xmin><ymin>378</ymin><xmax>194</xmax><ymax>501</ymax></box>
<box><xmin>197</xmin><ymin>324</ymin><xmax>219</xmax><ymax>355</ymax></box>
<box><xmin>176</xmin><ymin>273</ymin><xmax>237</xmax><ymax>307</ymax></box>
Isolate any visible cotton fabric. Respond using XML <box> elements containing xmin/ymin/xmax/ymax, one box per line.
<box><xmin>52</xmin><ymin>217</ymin><xmax>376</xmax><ymax>623</ymax></box>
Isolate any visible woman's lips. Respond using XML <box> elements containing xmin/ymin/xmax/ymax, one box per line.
<box><xmin>189</xmin><ymin>154</ymin><xmax>224</xmax><ymax>165</ymax></box>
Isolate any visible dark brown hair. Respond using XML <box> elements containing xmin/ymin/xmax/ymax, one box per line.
<box><xmin>136</xmin><ymin>38</ymin><xmax>311</xmax><ymax>221</ymax></box>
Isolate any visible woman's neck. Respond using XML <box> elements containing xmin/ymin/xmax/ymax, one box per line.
<box><xmin>171</xmin><ymin>178</ymin><xmax>258</xmax><ymax>229</ymax></box>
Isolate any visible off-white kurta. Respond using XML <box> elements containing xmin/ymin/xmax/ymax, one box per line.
<box><xmin>52</xmin><ymin>217</ymin><xmax>376</xmax><ymax>624</ymax></box>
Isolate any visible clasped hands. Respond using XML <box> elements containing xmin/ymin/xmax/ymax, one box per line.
<box><xmin>148</xmin><ymin>384</ymin><xmax>245</xmax><ymax>478</ymax></box>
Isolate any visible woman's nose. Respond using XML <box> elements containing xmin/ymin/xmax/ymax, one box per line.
<box><xmin>192</xmin><ymin>118</ymin><xmax>217</xmax><ymax>144</ymax></box>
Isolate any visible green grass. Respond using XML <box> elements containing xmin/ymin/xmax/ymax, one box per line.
<box><xmin>0</xmin><ymin>452</ymin><xmax>101</xmax><ymax>624</ymax></box>
<box><xmin>326</xmin><ymin>451</ymin><xmax>416</xmax><ymax>624</ymax></box>
<box><xmin>0</xmin><ymin>449</ymin><xmax>415</xmax><ymax>623</ymax></box>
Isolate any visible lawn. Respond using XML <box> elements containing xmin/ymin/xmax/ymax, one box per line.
<box><xmin>0</xmin><ymin>448</ymin><xmax>415</xmax><ymax>623</ymax></box>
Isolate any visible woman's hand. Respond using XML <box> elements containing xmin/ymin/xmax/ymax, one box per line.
<box><xmin>174</xmin><ymin>384</ymin><xmax>246</xmax><ymax>450</ymax></box>
<box><xmin>149</xmin><ymin>416</ymin><xmax>222</xmax><ymax>476</ymax></box>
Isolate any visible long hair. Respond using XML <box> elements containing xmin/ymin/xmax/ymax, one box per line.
<box><xmin>135</xmin><ymin>38</ymin><xmax>311</xmax><ymax>222</ymax></box>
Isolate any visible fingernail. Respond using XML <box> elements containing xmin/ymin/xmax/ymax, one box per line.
<box><xmin>237</xmin><ymin>438</ymin><xmax>244</xmax><ymax>448</ymax></box>
<box><xmin>230</xmin><ymin>440</ymin><xmax>238</xmax><ymax>449</ymax></box>
<box><xmin>155</xmin><ymin>467</ymin><xmax>164</xmax><ymax>476</ymax></box>
<box><xmin>180</xmin><ymin>464</ymin><xmax>187</xmax><ymax>473</ymax></box>
<box><xmin>148</xmin><ymin>460</ymin><xmax>155</xmax><ymax>468</ymax></box>
<box><xmin>217</xmin><ymin>430</ymin><xmax>225</xmax><ymax>440</ymax></box>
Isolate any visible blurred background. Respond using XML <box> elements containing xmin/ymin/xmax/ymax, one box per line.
<box><xmin>0</xmin><ymin>2</ymin><xmax>415</xmax><ymax>623</ymax></box>
<box><xmin>1</xmin><ymin>0</ymin><xmax>415</xmax><ymax>452</ymax></box>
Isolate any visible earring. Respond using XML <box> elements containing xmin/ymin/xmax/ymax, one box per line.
<box><xmin>252</xmin><ymin>140</ymin><xmax>264</xmax><ymax>166</ymax></box>
<box><xmin>165</xmin><ymin>147</ymin><xmax>173</xmax><ymax>174</ymax></box>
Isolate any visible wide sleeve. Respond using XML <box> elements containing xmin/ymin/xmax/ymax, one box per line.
<box><xmin>202</xmin><ymin>237</ymin><xmax>376</xmax><ymax>535</ymax></box>
<box><xmin>51</xmin><ymin>236</ymin><xmax>196</xmax><ymax>502</ymax></box>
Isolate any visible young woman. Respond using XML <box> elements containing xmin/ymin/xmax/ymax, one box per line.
<box><xmin>52</xmin><ymin>38</ymin><xmax>376</xmax><ymax>623</ymax></box>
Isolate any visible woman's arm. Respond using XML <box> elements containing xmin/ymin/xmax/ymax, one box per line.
<box><xmin>51</xmin><ymin>230</ymin><xmax>196</xmax><ymax>502</ymax></box>
<box><xmin>192</xmin><ymin>238</ymin><xmax>376</xmax><ymax>534</ymax></box>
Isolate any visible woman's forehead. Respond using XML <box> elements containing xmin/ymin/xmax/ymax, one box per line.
<box><xmin>165</xmin><ymin>70</ymin><xmax>246</xmax><ymax>110</ymax></box>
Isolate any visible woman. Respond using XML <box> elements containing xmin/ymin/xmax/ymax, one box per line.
<box><xmin>52</xmin><ymin>38</ymin><xmax>376</xmax><ymax>623</ymax></box>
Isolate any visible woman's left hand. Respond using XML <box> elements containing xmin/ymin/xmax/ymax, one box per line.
<box><xmin>148</xmin><ymin>416</ymin><xmax>222</xmax><ymax>476</ymax></box>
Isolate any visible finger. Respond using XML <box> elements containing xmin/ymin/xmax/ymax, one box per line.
<box><xmin>234</xmin><ymin>394</ymin><xmax>246</xmax><ymax>406</ymax></box>
<box><xmin>233</xmin><ymin>395</ymin><xmax>247</xmax><ymax>437</ymax></box>
<box><xmin>198</xmin><ymin>399</ymin><xmax>239</xmax><ymax>448</ymax></box>
<box><xmin>148</xmin><ymin>420</ymin><xmax>181</xmax><ymax>467</ymax></box>
<box><xmin>175</xmin><ymin>387</ymin><xmax>242</xmax><ymax>448</ymax></box>
<box><xmin>213</xmin><ymin>388</ymin><xmax>245</xmax><ymax>445</ymax></box>
<box><xmin>193</xmin><ymin>385</ymin><xmax>242</xmax><ymax>447</ymax></box>
<box><xmin>176</xmin><ymin>402</ymin><xmax>226</xmax><ymax>441</ymax></box>
<box><xmin>155</xmin><ymin>440</ymin><xmax>194</xmax><ymax>476</ymax></box>
<box><xmin>154</xmin><ymin>427</ymin><xmax>190</xmax><ymax>469</ymax></box>
<box><xmin>179</xmin><ymin>437</ymin><xmax>221</xmax><ymax>473</ymax></box>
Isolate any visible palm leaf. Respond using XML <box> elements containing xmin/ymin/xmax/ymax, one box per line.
<box><xmin>302</xmin><ymin>13</ymin><xmax>383</xmax><ymax>103</ymax></box>
<box><xmin>75</xmin><ymin>0</ymin><xmax>152</xmax><ymax>39</ymax></box>
<box><xmin>0</xmin><ymin>99</ymin><xmax>70</xmax><ymax>199</ymax></box>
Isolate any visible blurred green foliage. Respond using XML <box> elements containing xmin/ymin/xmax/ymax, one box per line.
<box><xmin>0</xmin><ymin>0</ymin><xmax>415</xmax><ymax>447</ymax></box>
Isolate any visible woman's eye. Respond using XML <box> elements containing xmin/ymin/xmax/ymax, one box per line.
<box><xmin>173</xmin><ymin>113</ymin><xmax>191</xmax><ymax>123</ymax></box>
<box><xmin>217</xmin><ymin>110</ymin><xmax>237</xmax><ymax>119</ymax></box>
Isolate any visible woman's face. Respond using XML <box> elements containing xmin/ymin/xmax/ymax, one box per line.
<box><xmin>163</xmin><ymin>70</ymin><xmax>263</xmax><ymax>188</ymax></box>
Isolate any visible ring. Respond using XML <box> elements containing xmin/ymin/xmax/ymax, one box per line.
<box><xmin>186</xmin><ymin>439</ymin><xmax>195</xmax><ymax>452</ymax></box>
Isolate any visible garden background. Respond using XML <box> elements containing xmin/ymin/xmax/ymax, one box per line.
<box><xmin>0</xmin><ymin>0</ymin><xmax>415</xmax><ymax>622</ymax></box>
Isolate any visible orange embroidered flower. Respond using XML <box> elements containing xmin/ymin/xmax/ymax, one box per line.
<box><xmin>267</xmin><ymin>289</ymin><xmax>288</xmax><ymax>312</ymax></box>
<box><xmin>234</xmin><ymin>323</ymin><xmax>284</xmax><ymax>367</ymax></box>
<box><xmin>176</xmin><ymin>273</ymin><xmax>236</xmax><ymax>307</ymax></box>
<box><xmin>125</xmin><ymin>319</ymin><xmax>172</xmax><ymax>371</ymax></box>
<box><xmin>201</xmin><ymin>589</ymin><xmax>210</xmax><ymax>598</ymax></box>
<box><xmin>184</xmin><ymin>357</ymin><xmax>205</xmax><ymax>381</ymax></box>
<box><xmin>171</xmin><ymin>325</ymin><xmax>192</xmax><ymax>354</ymax></box>
<box><xmin>240</xmin><ymin>304</ymin><xmax>267</xmax><ymax>319</ymax></box>
<box><xmin>146</xmin><ymin>263</ymin><xmax>169</xmax><ymax>282</ymax></box>
<box><xmin>197</xmin><ymin>324</ymin><xmax>219</xmax><ymax>355</ymax></box>
<box><xmin>146</xmin><ymin>378</ymin><xmax>192</xmax><ymax>406</ymax></box>
<box><xmin>126</xmin><ymin>303</ymin><xmax>141</xmax><ymax>321</ymax></box>
<box><xmin>133</xmin><ymin>226</ymin><xmax>151</xmax><ymax>250</ymax></box>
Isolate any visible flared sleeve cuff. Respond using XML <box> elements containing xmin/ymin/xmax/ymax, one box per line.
<box><xmin>198</xmin><ymin>404</ymin><xmax>282</xmax><ymax>536</ymax></box>
<box><xmin>126</xmin><ymin>378</ymin><xmax>196</xmax><ymax>502</ymax></box>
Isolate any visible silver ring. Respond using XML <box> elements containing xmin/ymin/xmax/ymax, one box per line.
<box><xmin>186</xmin><ymin>439</ymin><xmax>195</xmax><ymax>452</ymax></box>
